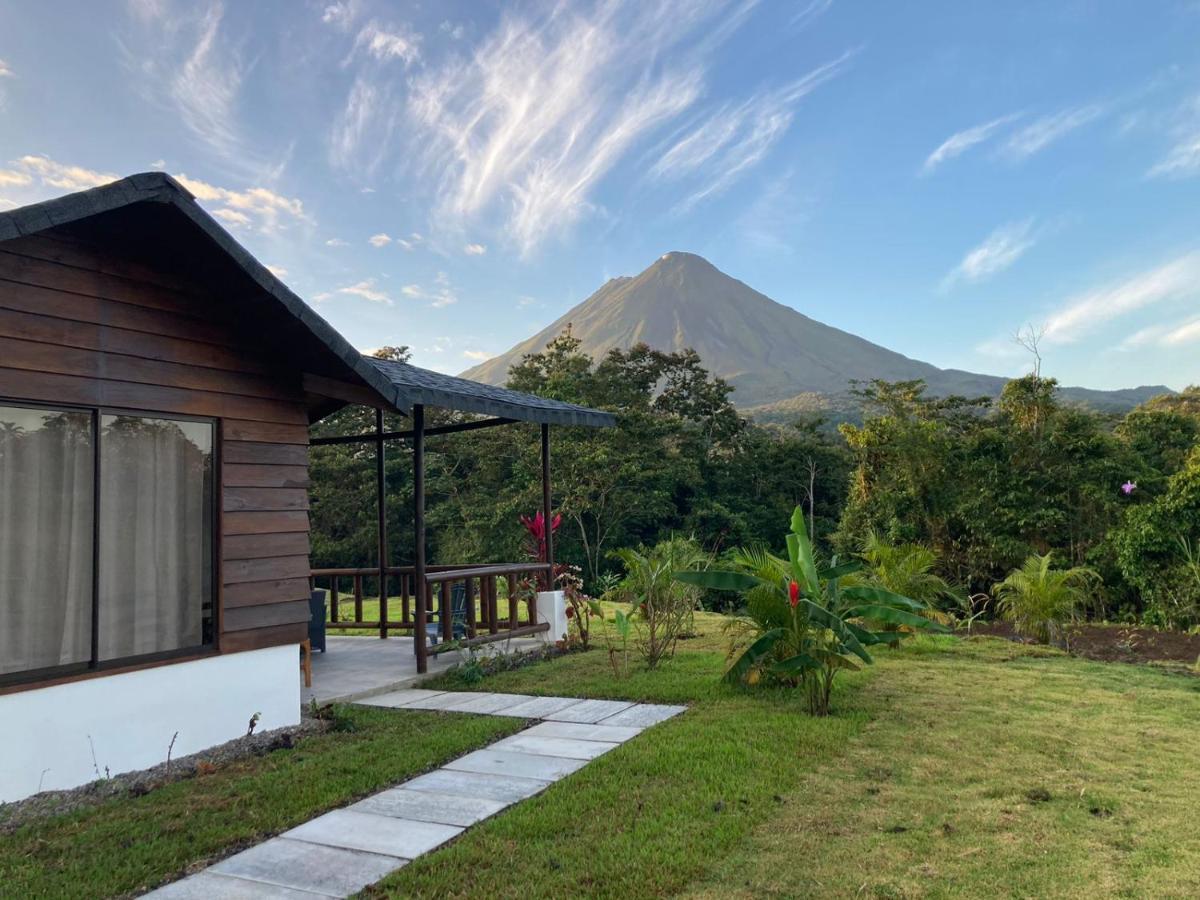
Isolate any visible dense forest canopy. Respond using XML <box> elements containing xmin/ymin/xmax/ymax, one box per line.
<box><xmin>310</xmin><ymin>334</ymin><xmax>1200</xmax><ymax>629</ymax></box>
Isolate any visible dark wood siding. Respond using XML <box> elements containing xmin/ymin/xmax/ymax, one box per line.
<box><xmin>0</xmin><ymin>232</ymin><xmax>312</xmax><ymax>658</ymax></box>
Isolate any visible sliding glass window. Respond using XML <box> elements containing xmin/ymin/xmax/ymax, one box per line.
<box><xmin>0</xmin><ymin>404</ymin><xmax>214</xmax><ymax>684</ymax></box>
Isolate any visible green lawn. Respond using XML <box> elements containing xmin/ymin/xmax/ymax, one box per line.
<box><xmin>0</xmin><ymin>708</ymin><xmax>523</xmax><ymax>899</ymax></box>
<box><xmin>325</xmin><ymin>593</ymin><xmax>531</xmax><ymax>636</ymax></box>
<box><xmin>369</xmin><ymin>619</ymin><xmax>1200</xmax><ymax>899</ymax></box>
<box><xmin>6</xmin><ymin>612</ymin><xmax>1200</xmax><ymax>899</ymax></box>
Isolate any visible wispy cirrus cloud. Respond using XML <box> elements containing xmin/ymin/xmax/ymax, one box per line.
<box><xmin>351</xmin><ymin>21</ymin><xmax>421</xmax><ymax>66</ymax></box>
<box><xmin>368</xmin><ymin>232</ymin><xmax>392</xmax><ymax>247</ymax></box>
<box><xmin>463</xmin><ymin>242</ymin><xmax>487</xmax><ymax>256</ymax></box>
<box><xmin>1147</xmin><ymin>94</ymin><xmax>1200</xmax><ymax>179</ymax></box>
<box><xmin>1149</xmin><ymin>135</ymin><xmax>1200</xmax><ymax>178</ymax></box>
<box><xmin>651</xmin><ymin>49</ymin><xmax>856</xmax><ymax>212</ymax></box>
<box><xmin>320</xmin><ymin>0</ymin><xmax>359</xmax><ymax>30</ymax></box>
<box><xmin>169</xmin><ymin>3</ymin><xmax>243</xmax><ymax>157</ymax></box>
<box><xmin>1119</xmin><ymin>314</ymin><xmax>1200</xmax><ymax>350</ymax></box>
<box><xmin>329</xmin><ymin>74</ymin><xmax>400</xmax><ymax>176</ymax></box>
<box><xmin>462</xmin><ymin>349</ymin><xmax>493</xmax><ymax>361</ymax></box>
<box><xmin>383</xmin><ymin>0</ymin><xmax>758</xmax><ymax>256</ymax></box>
<box><xmin>1043</xmin><ymin>250</ymin><xmax>1200</xmax><ymax>343</ymax></box>
<box><xmin>942</xmin><ymin>219</ymin><xmax>1037</xmax><ymax>289</ymax></box>
<box><xmin>921</xmin><ymin>112</ymin><xmax>1022</xmax><ymax>174</ymax></box>
<box><xmin>1001</xmin><ymin>105</ymin><xmax>1104</xmax><ymax>161</ymax></box>
<box><xmin>791</xmin><ymin>0</ymin><xmax>833</xmax><ymax>29</ymax></box>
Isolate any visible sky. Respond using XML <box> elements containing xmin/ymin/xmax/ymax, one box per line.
<box><xmin>1</xmin><ymin>0</ymin><xmax>1198</xmax><ymax>391</ymax></box>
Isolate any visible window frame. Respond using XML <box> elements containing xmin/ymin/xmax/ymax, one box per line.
<box><xmin>0</xmin><ymin>397</ymin><xmax>219</xmax><ymax>689</ymax></box>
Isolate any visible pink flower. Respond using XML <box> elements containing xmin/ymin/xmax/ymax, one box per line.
<box><xmin>789</xmin><ymin>580</ymin><xmax>800</xmax><ymax>608</ymax></box>
<box><xmin>1121</xmin><ymin>480</ymin><xmax>1137</xmax><ymax>496</ymax></box>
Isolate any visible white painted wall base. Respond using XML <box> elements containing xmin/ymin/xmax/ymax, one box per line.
<box><xmin>535</xmin><ymin>590</ymin><xmax>568</xmax><ymax>644</ymax></box>
<box><xmin>0</xmin><ymin>645</ymin><xmax>300</xmax><ymax>804</ymax></box>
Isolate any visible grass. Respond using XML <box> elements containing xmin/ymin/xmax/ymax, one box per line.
<box><xmin>0</xmin><ymin>707</ymin><xmax>523</xmax><ymax>899</ymax></box>
<box><xmin>325</xmin><ymin>593</ymin><xmax>531</xmax><ymax>636</ymax></box>
<box><xmin>367</xmin><ymin>614</ymin><xmax>1200</xmax><ymax>899</ymax></box>
<box><xmin>9</xmin><ymin>611</ymin><xmax>1200</xmax><ymax>898</ymax></box>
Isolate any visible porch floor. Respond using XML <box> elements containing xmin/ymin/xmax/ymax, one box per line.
<box><xmin>301</xmin><ymin>635</ymin><xmax>546</xmax><ymax>706</ymax></box>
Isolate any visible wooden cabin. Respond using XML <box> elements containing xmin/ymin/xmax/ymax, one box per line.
<box><xmin>0</xmin><ymin>174</ymin><xmax>613</xmax><ymax>802</ymax></box>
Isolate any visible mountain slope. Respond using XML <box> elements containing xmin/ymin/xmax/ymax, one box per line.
<box><xmin>462</xmin><ymin>252</ymin><xmax>1168</xmax><ymax>413</ymax></box>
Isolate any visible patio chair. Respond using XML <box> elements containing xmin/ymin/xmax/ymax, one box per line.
<box><xmin>425</xmin><ymin>581</ymin><xmax>469</xmax><ymax>654</ymax></box>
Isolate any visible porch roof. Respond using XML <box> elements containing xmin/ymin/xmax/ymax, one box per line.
<box><xmin>368</xmin><ymin>358</ymin><xmax>615</xmax><ymax>428</ymax></box>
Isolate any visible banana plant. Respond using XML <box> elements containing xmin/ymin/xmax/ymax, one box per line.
<box><xmin>675</xmin><ymin>506</ymin><xmax>946</xmax><ymax>714</ymax></box>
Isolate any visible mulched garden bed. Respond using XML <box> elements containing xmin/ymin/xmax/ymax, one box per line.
<box><xmin>0</xmin><ymin>717</ymin><xmax>328</xmax><ymax>833</ymax></box>
<box><xmin>973</xmin><ymin>621</ymin><xmax>1200</xmax><ymax>667</ymax></box>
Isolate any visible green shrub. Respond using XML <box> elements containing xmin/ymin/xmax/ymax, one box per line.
<box><xmin>992</xmin><ymin>553</ymin><xmax>1100</xmax><ymax>645</ymax></box>
<box><xmin>609</xmin><ymin>536</ymin><xmax>709</xmax><ymax>669</ymax></box>
<box><xmin>676</xmin><ymin>506</ymin><xmax>946</xmax><ymax>715</ymax></box>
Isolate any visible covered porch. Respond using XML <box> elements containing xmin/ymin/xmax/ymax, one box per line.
<box><xmin>304</xmin><ymin>357</ymin><xmax>614</xmax><ymax>686</ymax></box>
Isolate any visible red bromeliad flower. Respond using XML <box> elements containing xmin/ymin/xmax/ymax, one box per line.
<box><xmin>518</xmin><ymin>510</ymin><xmax>562</xmax><ymax>542</ymax></box>
<box><xmin>789</xmin><ymin>580</ymin><xmax>800</xmax><ymax>608</ymax></box>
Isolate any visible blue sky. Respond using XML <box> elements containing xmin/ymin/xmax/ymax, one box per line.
<box><xmin>1</xmin><ymin>1</ymin><xmax>1198</xmax><ymax>390</ymax></box>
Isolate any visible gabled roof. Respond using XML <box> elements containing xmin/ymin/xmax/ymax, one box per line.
<box><xmin>0</xmin><ymin>173</ymin><xmax>614</xmax><ymax>428</ymax></box>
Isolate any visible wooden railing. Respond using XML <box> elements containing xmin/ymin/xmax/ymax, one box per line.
<box><xmin>310</xmin><ymin>563</ymin><xmax>553</xmax><ymax>662</ymax></box>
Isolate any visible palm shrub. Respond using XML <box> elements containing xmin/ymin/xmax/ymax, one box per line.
<box><xmin>852</xmin><ymin>531</ymin><xmax>985</xmax><ymax>629</ymax></box>
<box><xmin>608</xmin><ymin>536</ymin><xmax>708</xmax><ymax>669</ymax></box>
<box><xmin>676</xmin><ymin>507</ymin><xmax>946</xmax><ymax>715</ymax></box>
<box><xmin>992</xmin><ymin>553</ymin><xmax>1100</xmax><ymax>645</ymax></box>
<box><xmin>857</xmin><ymin>531</ymin><xmax>960</xmax><ymax>609</ymax></box>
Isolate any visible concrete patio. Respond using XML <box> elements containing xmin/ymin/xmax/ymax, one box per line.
<box><xmin>301</xmin><ymin>635</ymin><xmax>547</xmax><ymax>705</ymax></box>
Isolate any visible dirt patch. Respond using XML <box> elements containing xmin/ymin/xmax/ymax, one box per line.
<box><xmin>0</xmin><ymin>717</ymin><xmax>327</xmax><ymax>833</ymax></box>
<box><xmin>973</xmin><ymin>621</ymin><xmax>1200</xmax><ymax>667</ymax></box>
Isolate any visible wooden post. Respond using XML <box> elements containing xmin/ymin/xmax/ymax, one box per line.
<box><xmin>541</xmin><ymin>423</ymin><xmax>554</xmax><ymax>591</ymax></box>
<box><xmin>376</xmin><ymin>407</ymin><xmax>388</xmax><ymax>639</ymax></box>
<box><xmin>413</xmin><ymin>404</ymin><xmax>428</xmax><ymax>673</ymax></box>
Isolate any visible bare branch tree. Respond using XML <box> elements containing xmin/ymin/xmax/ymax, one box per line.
<box><xmin>1013</xmin><ymin>323</ymin><xmax>1046</xmax><ymax>379</ymax></box>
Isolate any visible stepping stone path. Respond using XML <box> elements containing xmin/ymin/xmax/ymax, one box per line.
<box><xmin>146</xmin><ymin>692</ymin><xmax>685</xmax><ymax>898</ymax></box>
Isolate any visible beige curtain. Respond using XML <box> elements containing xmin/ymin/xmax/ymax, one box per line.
<box><xmin>0</xmin><ymin>407</ymin><xmax>94</xmax><ymax>675</ymax></box>
<box><xmin>98</xmin><ymin>416</ymin><xmax>212</xmax><ymax>661</ymax></box>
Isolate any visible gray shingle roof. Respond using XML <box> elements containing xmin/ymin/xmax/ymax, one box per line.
<box><xmin>0</xmin><ymin>173</ymin><xmax>614</xmax><ymax>429</ymax></box>
<box><xmin>368</xmin><ymin>358</ymin><xmax>615</xmax><ymax>427</ymax></box>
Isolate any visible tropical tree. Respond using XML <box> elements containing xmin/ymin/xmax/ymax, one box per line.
<box><xmin>992</xmin><ymin>553</ymin><xmax>1100</xmax><ymax>645</ymax></box>
<box><xmin>676</xmin><ymin>507</ymin><xmax>946</xmax><ymax>715</ymax></box>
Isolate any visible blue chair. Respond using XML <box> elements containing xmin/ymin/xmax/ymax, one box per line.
<box><xmin>426</xmin><ymin>582</ymin><xmax>469</xmax><ymax>652</ymax></box>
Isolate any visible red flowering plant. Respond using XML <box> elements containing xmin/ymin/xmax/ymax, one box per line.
<box><xmin>517</xmin><ymin>510</ymin><xmax>594</xmax><ymax>648</ymax></box>
<box><xmin>675</xmin><ymin>506</ymin><xmax>946</xmax><ymax>715</ymax></box>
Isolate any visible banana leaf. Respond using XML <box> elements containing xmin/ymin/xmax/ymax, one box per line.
<box><xmin>841</xmin><ymin>585</ymin><xmax>928</xmax><ymax>612</ymax></box>
<box><xmin>674</xmin><ymin>569</ymin><xmax>759</xmax><ymax>593</ymax></box>
<box><xmin>809</xmin><ymin>648</ymin><xmax>862</xmax><ymax>671</ymax></box>
<box><xmin>820</xmin><ymin>560</ymin><xmax>864</xmax><ymax>580</ymax></box>
<box><xmin>772</xmin><ymin>652</ymin><xmax>820</xmax><ymax>676</ymax></box>
<box><xmin>799</xmin><ymin>598</ymin><xmax>874</xmax><ymax>664</ymax></box>
<box><xmin>843</xmin><ymin>604</ymin><xmax>949</xmax><ymax>631</ymax></box>
<box><xmin>846</xmin><ymin>621</ymin><xmax>904</xmax><ymax>645</ymax></box>
<box><xmin>723</xmin><ymin>627</ymin><xmax>785</xmax><ymax>684</ymax></box>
